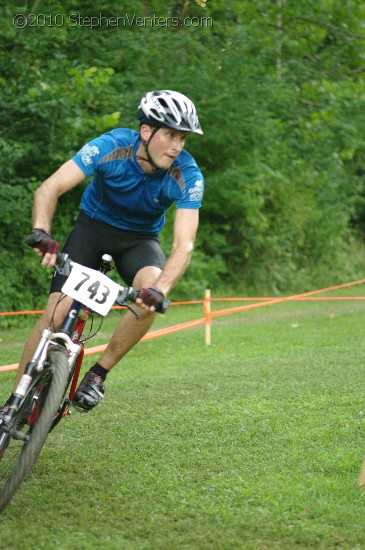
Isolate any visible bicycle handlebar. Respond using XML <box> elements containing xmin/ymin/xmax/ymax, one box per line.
<box><xmin>24</xmin><ymin>233</ymin><xmax>169</xmax><ymax>313</ymax></box>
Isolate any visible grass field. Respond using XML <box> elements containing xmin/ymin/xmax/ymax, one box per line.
<box><xmin>1</xmin><ymin>291</ymin><xmax>365</xmax><ymax>549</ymax></box>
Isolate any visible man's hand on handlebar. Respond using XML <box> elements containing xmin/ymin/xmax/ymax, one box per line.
<box><xmin>24</xmin><ymin>229</ymin><xmax>60</xmax><ymax>268</ymax></box>
<box><xmin>135</xmin><ymin>287</ymin><xmax>168</xmax><ymax>313</ymax></box>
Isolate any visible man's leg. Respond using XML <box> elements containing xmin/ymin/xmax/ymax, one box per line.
<box><xmin>73</xmin><ymin>266</ymin><xmax>162</xmax><ymax>410</ymax></box>
<box><xmin>98</xmin><ymin>265</ymin><xmax>162</xmax><ymax>369</ymax></box>
<box><xmin>14</xmin><ymin>293</ymin><xmax>73</xmax><ymax>389</ymax></box>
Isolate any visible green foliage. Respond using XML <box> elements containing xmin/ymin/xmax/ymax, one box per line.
<box><xmin>1</xmin><ymin>0</ymin><xmax>365</xmax><ymax>311</ymax></box>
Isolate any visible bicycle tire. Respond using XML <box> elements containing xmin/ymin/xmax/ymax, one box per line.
<box><xmin>0</xmin><ymin>349</ymin><xmax>69</xmax><ymax>513</ymax></box>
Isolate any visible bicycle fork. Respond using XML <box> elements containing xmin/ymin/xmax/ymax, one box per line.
<box><xmin>1</xmin><ymin>329</ymin><xmax>82</xmax><ymax>431</ymax></box>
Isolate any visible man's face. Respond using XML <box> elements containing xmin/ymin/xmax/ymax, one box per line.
<box><xmin>140</xmin><ymin>125</ymin><xmax>188</xmax><ymax>170</ymax></box>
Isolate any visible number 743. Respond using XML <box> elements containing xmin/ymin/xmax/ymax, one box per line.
<box><xmin>74</xmin><ymin>272</ymin><xmax>111</xmax><ymax>304</ymax></box>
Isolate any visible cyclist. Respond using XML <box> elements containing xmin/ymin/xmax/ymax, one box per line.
<box><xmin>1</xmin><ymin>90</ymin><xmax>204</xmax><ymax>414</ymax></box>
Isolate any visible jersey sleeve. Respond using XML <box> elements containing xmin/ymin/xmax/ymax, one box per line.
<box><xmin>72</xmin><ymin>134</ymin><xmax>116</xmax><ymax>178</ymax></box>
<box><xmin>175</xmin><ymin>169</ymin><xmax>204</xmax><ymax>209</ymax></box>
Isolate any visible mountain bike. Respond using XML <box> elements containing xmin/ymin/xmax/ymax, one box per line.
<box><xmin>0</xmin><ymin>249</ymin><xmax>167</xmax><ymax>513</ymax></box>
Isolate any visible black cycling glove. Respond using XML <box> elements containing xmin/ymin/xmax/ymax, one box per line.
<box><xmin>25</xmin><ymin>228</ymin><xmax>60</xmax><ymax>256</ymax></box>
<box><xmin>136</xmin><ymin>287</ymin><xmax>166</xmax><ymax>312</ymax></box>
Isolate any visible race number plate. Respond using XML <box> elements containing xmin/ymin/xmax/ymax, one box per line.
<box><xmin>61</xmin><ymin>263</ymin><xmax>122</xmax><ymax>316</ymax></box>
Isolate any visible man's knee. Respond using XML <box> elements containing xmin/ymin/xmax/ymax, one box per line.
<box><xmin>132</xmin><ymin>266</ymin><xmax>162</xmax><ymax>290</ymax></box>
<box><xmin>40</xmin><ymin>292</ymin><xmax>73</xmax><ymax>330</ymax></box>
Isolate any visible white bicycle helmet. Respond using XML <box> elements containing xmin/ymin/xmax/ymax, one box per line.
<box><xmin>137</xmin><ymin>90</ymin><xmax>203</xmax><ymax>135</ymax></box>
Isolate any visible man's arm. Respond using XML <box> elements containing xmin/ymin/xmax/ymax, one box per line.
<box><xmin>32</xmin><ymin>159</ymin><xmax>86</xmax><ymax>266</ymax></box>
<box><xmin>33</xmin><ymin>159</ymin><xmax>86</xmax><ymax>231</ymax></box>
<box><xmin>155</xmin><ymin>208</ymin><xmax>200</xmax><ymax>296</ymax></box>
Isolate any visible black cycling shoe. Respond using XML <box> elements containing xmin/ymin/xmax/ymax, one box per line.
<box><xmin>72</xmin><ymin>371</ymin><xmax>105</xmax><ymax>412</ymax></box>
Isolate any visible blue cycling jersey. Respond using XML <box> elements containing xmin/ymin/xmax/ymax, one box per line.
<box><xmin>72</xmin><ymin>128</ymin><xmax>204</xmax><ymax>234</ymax></box>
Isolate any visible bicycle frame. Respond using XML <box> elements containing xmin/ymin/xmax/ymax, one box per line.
<box><xmin>65</xmin><ymin>301</ymin><xmax>89</xmax><ymax>404</ymax></box>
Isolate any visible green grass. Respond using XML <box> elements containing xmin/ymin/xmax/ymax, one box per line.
<box><xmin>1</xmin><ymin>296</ymin><xmax>365</xmax><ymax>549</ymax></box>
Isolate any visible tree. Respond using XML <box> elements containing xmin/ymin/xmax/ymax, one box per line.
<box><xmin>1</xmin><ymin>0</ymin><xmax>365</xmax><ymax>314</ymax></box>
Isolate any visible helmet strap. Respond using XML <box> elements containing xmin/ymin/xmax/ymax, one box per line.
<box><xmin>137</xmin><ymin>127</ymin><xmax>161</xmax><ymax>172</ymax></box>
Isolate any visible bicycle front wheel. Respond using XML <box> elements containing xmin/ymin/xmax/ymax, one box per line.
<box><xmin>0</xmin><ymin>349</ymin><xmax>69</xmax><ymax>513</ymax></box>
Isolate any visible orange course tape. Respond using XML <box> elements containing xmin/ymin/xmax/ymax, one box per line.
<box><xmin>209</xmin><ymin>279</ymin><xmax>365</xmax><ymax>318</ymax></box>
<box><xmin>0</xmin><ymin>301</ymin><xmax>204</xmax><ymax>316</ymax></box>
<box><xmin>2</xmin><ymin>292</ymin><xmax>365</xmax><ymax>317</ymax></box>
<box><xmin>0</xmin><ymin>318</ymin><xmax>207</xmax><ymax>373</ymax></box>
<box><xmin>1</xmin><ymin>278</ymin><xmax>365</xmax><ymax>373</ymax></box>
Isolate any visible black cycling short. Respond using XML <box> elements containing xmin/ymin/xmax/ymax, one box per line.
<box><xmin>50</xmin><ymin>210</ymin><xmax>166</xmax><ymax>293</ymax></box>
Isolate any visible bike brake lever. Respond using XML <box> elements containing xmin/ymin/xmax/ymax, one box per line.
<box><xmin>115</xmin><ymin>288</ymin><xmax>140</xmax><ymax>319</ymax></box>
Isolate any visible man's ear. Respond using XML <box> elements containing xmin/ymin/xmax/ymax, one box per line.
<box><xmin>140</xmin><ymin>124</ymin><xmax>153</xmax><ymax>141</ymax></box>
